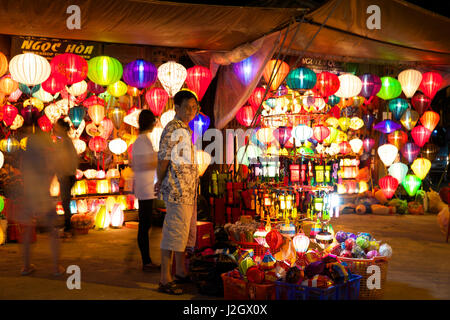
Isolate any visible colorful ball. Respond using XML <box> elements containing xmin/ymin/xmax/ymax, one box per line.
<box><xmin>379</xmin><ymin>243</ymin><xmax>393</xmax><ymax>258</ymax></box>
<box><xmin>352</xmin><ymin>245</ymin><xmax>366</xmax><ymax>258</ymax></box>
<box><xmin>356</xmin><ymin>236</ymin><xmax>370</xmax><ymax>250</ymax></box>
<box><xmin>335</xmin><ymin>231</ymin><xmax>347</xmax><ymax>243</ymax></box>
<box><xmin>368</xmin><ymin>240</ymin><xmax>380</xmax><ymax>251</ymax></box>
<box><xmin>346</xmin><ymin>233</ymin><xmax>357</xmax><ymax>240</ymax></box>
<box><xmin>366</xmin><ymin>250</ymin><xmax>379</xmax><ymax>259</ymax></box>
<box><xmin>340</xmin><ymin>250</ymin><xmax>352</xmax><ymax>258</ymax></box>
<box><xmin>357</xmin><ymin>232</ymin><xmax>372</xmax><ymax>241</ymax></box>
<box><xmin>238</xmin><ymin>257</ymin><xmax>256</xmax><ymax>276</ymax></box>
<box><xmin>345</xmin><ymin>238</ymin><xmax>356</xmax><ymax>251</ymax></box>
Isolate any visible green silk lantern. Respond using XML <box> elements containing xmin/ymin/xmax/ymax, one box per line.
<box><xmin>377</xmin><ymin>77</ymin><xmax>402</xmax><ymax>100</ymax></box>
<box><xmin>286</xmin><ymin>67</ymin><xmax>316</xmax><ymax>90</ymax></box>
<box><xmin>402</xmin><ymin>175</ymin><xmax>422</xmax><ymax>196</ymax></box>
<box><xmin>88</xmin><ymin>56</ymin><xmax>123</xmax><ymax>86</ymax></box>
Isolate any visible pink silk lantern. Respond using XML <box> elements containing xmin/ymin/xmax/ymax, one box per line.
<box><xmin>145</xmin><ymin>87</ymin><xmax>168</xmax><ymax>116</ymax></box>
<box><xmin>401</xmin><ymin>142</ymin><xmax>420</xmax><ymax>163</ymax></box>
<box><xmin>185</xmin><ymin>66</ymin><xmax>212</xmax><ymax>101</ymax></box>
<box><xmin>363</xmin><ymin>137</ymin><xmax>375</xmax><ymax>153</ymax></box>
<box><xmin>273</xmin><ymin>126</ymin><xmax>292</xmax><ymax>148</ymax></box>
<box><xmin>411</xmin><ymin>125</ymin><xmax>431</xmax><ymax>147</ymax></box>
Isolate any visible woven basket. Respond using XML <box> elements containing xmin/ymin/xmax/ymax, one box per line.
<box><xmin>338</xmin><ymin>256</ymin><xmax>389</xmax><ymax>300</ymax></box>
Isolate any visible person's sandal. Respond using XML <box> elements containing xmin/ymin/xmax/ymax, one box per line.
<box><xmin>158</xmin><ymin>282</ymin><xmax>183</xmax><ymax>295</ymax></box>
<box><xmin>21</xmin><ymin>264</ymin><xmax>36</xmax><ymax>276</ymax></box>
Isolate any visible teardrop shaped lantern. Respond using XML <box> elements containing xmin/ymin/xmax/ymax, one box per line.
<box><xmin>100</xmin><ymin>118</ymin><xmax>114</xmax><ymax>140</ymax></box>
<box><xmin>377</xmin><ymin>144</ymin><xmax>398</xmax><ymax>167</ymax></box>
<box><xmin>402</xmin><ymin>175</ymin><xmax>422</xmax><ymax>196</ymax></box>
<box><xmin>2</xmin><ymin>104</ymin><xmax>18</xmax><ymax>126</ymax></box>
<box><xmin>359</xmin><ymin>73</ymin><xmax>381</xmax><ymax>102</ymax></box>
<box><xmin>379</xmin><ymin>175</ymin><xmax>399</xmax><ymax>199</ymax></box>
<box><xmin>401</xmin><ymin>142</ymin><xmax>420</xmax><ymax>163</ymax></box>
<box><xmin>293</xmin><ymin>124</ymin><xmax>313</xmax><ymax>142</ymax></box>
<box><xmin>338</xmin><ymin>117</ymin><xmax>351</xmax><ymax>132</ymax></box>
<box><xmin>389</xmin><ymin>98</ymin><xmax>409</xmax><ymax>121</ymax></box>
<box><xmin>312</xmin><ymin>125</ymin><xmax>330</xmax><ymax>143</ymax></box>
<box><xmin>248</xmin><ymin>87</ymin><xmax>266</xmax><ymax>110</ymax></box>
<box><xmin>273</xmin><ymin>127</ymin><xmax>292</xmax><ymax>148</ymax></box>
<box><xmin>411</xmin><ymin>125</ymin><xmax>431</xmax><ymax>147</ymax></box>
<box><xmin>387</xmin><ymin>130</ymin><xmax>408</xmax><ymax>150</ymax></box>
<box><xmin>263</xmin><ymin>60</ymin><xmax>289</xmax><ymax>91</ymax></box>
<box><xmin>398</xmin><ymin>69</ymin><xmax>422</xmax><ymax>98</ymax></box>
<box><xmin>108</xmin><ymin>107</ymin><xmax>126</xmax><ymax>130</ymax></box>
<box><xmin>349</xmin><ymin>138</ymin><xmax>363</xmax><ymax>154</ymax></box>
<box><xmin>236</xmin><ymin>105</ymin><xmax>257</xmax><ymax>127</ymax></box>
<box><xmin>388</xmin><ymin>162</ymin><xmax>408</xmax><ymax>184</ymax></box>
<box><xmin>256</xmin><ymin>127</ymin><xmax>275</xmax><ymax>145</ymax></box>
<box><xmin>109</xmin><ymin>138</ymin><xmax>128</xmax><ymax>155</ymax></box>
<box><xmin>411</xmin><ymin>93</ymin><xmax>431</xmax><ymax>115</ymax></box>
<box><xmin>419</xmin><ymin>72</ymin><xmax>442</xmax><ymax>100</ymax></box>
<box><xmin>88</xmin><ymin>105</ymin><xmax>105</xmax><ymax>126</ymax></box>
<box><xmin>157</xmin><ymin>61</ymin><xmax>187</xmax><ymax>98</ymax></box>
<box><xmin>107</xmin><ymin>80</ymin><xmax>127</xmax><ymax>97</ymax></box>
<box><xmin>145</xmin><ymin>87</ymin><xmax>168</xmax><ymax>117</ymax></box>
<box><xmin>196</xmin><ymin>150</ymin><xmax>212</xmax><ymax>177</ymax></box>
<box><xmin>72</xmin><ymin>138</ymin><xmax>86</xmax><ymax>154</ymax></box>
<box><xmin>69</xmin><ymin>106</ymin><xmax>86</xmax><ymax>129</ymax></box>
<box><xmin>335</xmin><ymin>74</ymin><xmax>362</xmax><ymax>98</ymax></box>
<box><xmin>186</xmin><ymin>66</ymin><xmax>212</xmax><ymax>101</ymax></box>
<box><xmin>87</xmin><ymin>56</ymin><xmax>123</xmax><ymax>86</ymax></box>
<box><xmin>376</xmin><ymin>77</ymin><xmax>402</xmax><ymax>100</ymax></box>
<box><xmin>51</xmin><ymin>53</ymin><xmax>88</xmax><ymax>85</ymax></box>
<box><xmin>411</xmin><ymin>158</ymin><xmax>431</xmax><ymax>180</ymax></box>
<box><xmin>400</xmin><ymin>109</ymin><xmax>419</xmax><ymax>131</ymax></box>
<box><xmin>123</xmin><ymin>59</ymin><xmax>157</xmax><ymax>89</ymax></box>
<box><xmin>363</xmin><ymin>137</ymin><xmax>375</xmax><ymax>153</ymax></box>
<box><xmin>286</xmin><ymin>67</ymin><xmax>316</xmax><ymax>90</ymax></box>
<box><xmin>293</xmin><ymin>234</ymin><xmax>310</xmax><ymax>254</ymax></box>
<box><xmin>363</xmin><ymin>113</ymin><xmax>374</xmax><ymax>128</ymax></box>
<box><xmin>420</xmin><ymin>143</ymin><xmax>438</xmax><ymax>162</ymax></box>
<box><xmin>189</xmin><ymin>112</ymin><xmax>210</xmax><ymax>144</ymax></box>
<box><xmin>420</xmin><ymin>111</ymin><xmax>439</xmax><ymax>132</ymax></box>
<box><xmin>9</xmin><ymin>53</ymin><xmax>51</xmax><ymax>86</ymax></box>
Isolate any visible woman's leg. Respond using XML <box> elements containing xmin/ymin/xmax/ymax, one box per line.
<box><xmin>137</xmin><ymin>199</ymin><xmax>153</xmax><ymax>265</ymax></box>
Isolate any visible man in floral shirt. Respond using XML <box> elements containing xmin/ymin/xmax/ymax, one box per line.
<box><xmin>156</xmin><ymin>90</ymin><xmax>199</xmax><ymax>295</ymax></box>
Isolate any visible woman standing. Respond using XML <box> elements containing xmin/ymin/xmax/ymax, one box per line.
<box><xmin>132</xmin><ymin>110</ymin><xmax>160</xmax><ymax>271</ymax></box>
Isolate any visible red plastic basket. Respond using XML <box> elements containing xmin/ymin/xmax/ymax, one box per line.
<box><xmin>221</xmin><ymin>272</ymin><xmax>275</xmax><ymax>300</ymax></box>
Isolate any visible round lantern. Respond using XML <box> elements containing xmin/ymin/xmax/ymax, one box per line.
<box><xmin>349</xmin><ymin>117</ymin><xmax>364</xmax><ymax>130</ymax></box>
<box><xmin>68</xmin><ymin>80</ymin><xmax>87</xmax><ymax>96</ymax></box>
<box><xmin>145</xmin><ymin>87</ymin><xmax>168</xmax><ymax>116</ymax></box>
<box><xmin>21</xmin><ymin>106</ymin><xmax>39</xmax><ymax>126</ymax></box>
<box><xmin>389</xmin><ymin>98</ymin><xmax>409</xmax><ymax>121</ymax></box>
<box><xmin>402</xmin><ymin>175</ymin><xmax>422</xmax><ymax>197</ymax></box>
<box><xmin>38</xmin><ymin>115</ymin><xmax>52</xmax><ymax>132</ymax></box>
<box><xmin>123</xmin><ymin>59</ymin><xmax>157</xmax><ymax>89</ymax></box>
<box><xmin>9</xmin><ymin>53</ymin><xmax>51</xmax><ymax>86</ymax></box>
<box><xmin>248</xmin><ymin>87</ymin><xmax>266</xmax><ymax>110</ymax></box>
<box><xmin>339</xmin><ymin>141</ymin><xmax>351</xmax><ymax>155</ymax></box>
<box><xmin>376</xmin><ymin>77</ymin><xmax>402</xmax><ymax>100</ymax></box>
<box><xmin>160</xmin><ymin>109</ymin><xmax>176</xmax><ymax>128</ymax></box>
<box><xmin>388</xmin><ymin>162</ymin><xmax>408</xmax><ymax>184</ymax></box>
<box><xmin>387</xmin><ymin>130</ymin><xmax>408</xmax><ymax>150</ymax></box>
<box><xmin>0</xmin><ymin>136</ymin><xmax>20</xmax><ymax>153</ymax></box>
<box><xmin>373</xmin><ymin>120</ymin><xmax>401</xmax><ymax>134</ymax></box>
<box><xmin>323</xmin><ymin>127</ymin><xmax>338</xmax><ymax>145</ymax></box>
<box><xmin>411</xmin><ymin>93</ymin><xmax>431</xmax><ymax>115</ymax></box>
<box><xmin>51</xmin><ymin>53</ymin><xmax>88</xmax><ymax>85</ymax></box>
<box><xmin>293</xmin><ymin>124</ymin><xmax>313</xmax><ymax>142</ymax></box>
<box><xmin>377</xmin><ymin>144</ymin><xmax>398</xmax><ymax>167</ymax></box>
<box><xmin>293</xmin><ymin>234</ymin><xmax>310</xmax><ymax>254</ymax></box>
<box><xmin>196</xmin><ymin>150</ymin><xmax>211</xmax><ymax>176</ymax></box>
<box><xmin>108</xmin><ymin>107</ymin><xmax>126</xmax><ymax>130</ymax></box>
<box><xmin>72</xmin><ymin>138</ymin><xmax>86</xmax><ymax>154</ymax></box>
<box><xmin>109</xmin><ymin>138</ymin><xmax>128</xmax><ymax>155</ymax></box>
<box><xmin>127</xmin><ymin>86</ymin><xmax>141</xmax><ymax>97</ymax></box>
<box><xmin>0</xmin><ymin>75</ymin><xmax>19</xmax><ymax>95</ymax></box>
<box><xmin>0</xmin><ymin>52</ymin><xmax>8</xmax><ymax>77</ymax></box>
<box><xmin>157</xmin><ymin>61</ymin><xmax>187</xmax><ymax>98</ymax></box>
<box><xmin>420</xmin><ymin>111</ymin><xmax>439</xmax><ymax>132</ymax></box>
<box><xmin>349</xmin><ymin>138</ymin><xmax>363</xmax><ymax>154</ymax></box>
<box><xmin>401</xmin><ymin>142</ymin><xmax>420</xmax><ymax>163</ymax></box>
<box><xmin>2</xmin><ymin>104</ymin><xmax>18</xmax><ymax>126</ymax></box>
<box><xmin>411</xmin><ymin>158</ymin><xmax>431</xmax><ymax>180</ymax></box>
<box><xmin>233</xmin><ymin>56</ymin><xmax>258</xmax><ymax>85</ymax></box>
<box><xmin>89</xmin><ymin>136</ymin><xmax>107</xmax><ymax>152</ymax></box>
<box><xmin>363</xmin><ymin>137</ymin><xmax>375</xmax><ymax>153</ymax></box>
<box><xmin>419</xmin><ymin>72</ymin><xmax>442</xmax><ymax>100</ymax></box>
<box><xmin>312</xmin><ymin>125</ymin><xmax>330</xmax><ymax>143</ymax></box>
<box><xmin>186</xmin><ymin>66</ymin><xmax>212</xmax><ymax>101</ymax></box>
<box><xmin>326</xmin><ymin>117</ymin><xmax>339</xmax><ymax>128</ymax></box>
<box><xmin>379</xmin><ymin>175</ymin><xmax>399</xmax><ymax>199</ymax></box>
<box><xmin>335</xmin><ymin>74</ymin><xmax>362</xmax><ymax>98</ymax></box>
<box><xmin>88</xmin><ymin>105</ymin><xmax>105</xmax><ymax>126</ymax></box>
<box><xmin>69</xmin><ymin>106</ymin><xmax>86</xmax><ymax>129</ymax></box>
<box><xmin>398</xmin><ymin>69</ymin><xmax>422</xmax><ymax>98</ymax></box>
<box><xmin>107</xmin><ymin>80</ymin><xmax>128</xmax><ymax>97</ymax></box>
<box><xmin>88</xmin><ymin>81</ymin><xmax>105</xmax><ymax>94</ymax></box>
<box><xmin>263</xmin><ymin>60</ymin><xmax>289</xmax><ymax>91</ymax></box>
<box><xmin>359</xmin><ymin>73</ymin><xmax>381</xmax><ymax>100</ymax></box>
<box><xmin>236</xmin><ymin>105</ymin><xmax>257</xmax><ymax>127</ymax></box>
<box><xmin>286</xmin><ymin>67</ymin><xmax>316</xmax><ymax>90</ymax></box>
<box><xmin>400</xmin><ymin>109</ymin><xmax>419</xmax><ymax>131</ymax></box>
<box><xmin>88</xmin><ymin>56</ymin><xmax>123</xmax><ymax>86</ymax></box>
<box><xmin>411</xmin><ymin>125</ymin><xmax>431</xmax><ymax>147</ymax></box>
<box><xmin>338</xmin><ymin>117</ymin><xmax>351</xmax><ymax>131</ymax></box>
<box><xmin>315</xmin><ymin>71</ymin><xmax>340</xmax><ymax>99</ymax></box>
<box><xmin>420</xmin><ymin>143</ymin><xmax>439</xmax><ymax>162</ymax></box>
<box><xmin>273</xmin><ymin>127</ymin><xmax>292</xmax><ymax>148</ymax></box>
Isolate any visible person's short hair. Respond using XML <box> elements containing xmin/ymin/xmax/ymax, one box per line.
<box><xmin>138</xmin><ymin>109</ymin><xmax>156</xmax><ymax>132</ymax></box>
<box><xmin>56</xmin><ymin>118</ymin><xmax>71</xmax><ymax>133</ymax></box>
<box><xmin>174</xmin><ymin>90</ymin><xmax>198</xmax><ymax>108</ymax></box>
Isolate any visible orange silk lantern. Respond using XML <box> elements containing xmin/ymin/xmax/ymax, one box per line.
<box><xmin>420</xmin><ymin>111</ymin><xmax>439</xmax><ymax>132</ymax></box>
<box><xmin>0</xmin><ymin>75</ymin><xmax>19</xmax><ymax>95</ymax></box>
<box><xmin>387</xmin><ymin>130</ymin><xmax>408</xmax><ymax>150</ymax></box>
<box><xmin>263</xmin><ymin>60</ymin><xmax>289</xmax><ymax>91</ymax></box>
<box><xmin>0</xmin><ymin>52</ymin><xmax>8</xmax><ymax>77</ymax></box>
<box><xmin>88</xmin><ymin>105</ymin><xmax>105</xmax><ymax>126</ymax></box>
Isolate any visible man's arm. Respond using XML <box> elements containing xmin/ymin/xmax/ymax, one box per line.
<box><xmin>157</xmin><ymin>160</ymin><xmax>170</xmax><ymax>183</ymax></box>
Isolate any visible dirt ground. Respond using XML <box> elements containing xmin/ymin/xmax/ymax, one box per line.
<box><xmin>0</xmin><ymin>214</ymin><xmax>449</xmax><ymax>300</ymax></box>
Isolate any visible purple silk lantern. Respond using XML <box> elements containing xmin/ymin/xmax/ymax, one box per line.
<box><xmin>363</xmin><ymin>137</ymin><xmax>375</xmax><ymax>153</ymax></box>
<box><xmin>21</xmin><ymin>106</ymin><xmax>40</xmax><ymax>126</ymax></box>
<box><xmin>401</xmin><ymin>142</ymin><xmax>420</xmax><ymax>163</ymax></box>
<box><xmin>233</xmin><ymin>56</ymin><xmax>258</xmax><ymax>86</ymax></box>
<box><xmin>273</xmin><ymin>126</ymin><xmax>292</xmax><ymax>148</ymax></box>
<box><xmin>123</xmin><ymin>59</ymin><xmax>157</xmax><ymax>89</ymax></box>
<box><xmin>373</xmin><ymin>120</ymin><xmax>401</xmax><ymax>134</ymax></box>
<box><xmin>359</xmin><ymin>74</ymin><xmax>381</xmax><ymax>104</ymax></box>
<box><xmin>88</xmin><ymin>81</ymin><xmax>105</xmax><ymax>94</ymax></box>
<box><xmin>363</xmin><ymin>113</ymin><xmax>374</xmax><ymax>128</ymax></box>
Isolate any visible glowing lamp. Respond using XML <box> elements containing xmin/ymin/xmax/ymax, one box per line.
<box><xmin>389</xmin><ymin>98</ymin><xmax>409</xmax><ymax>121</ymax></box>
<box><xmin>420</xmin><ymin>111</ymin><xmax>439</xmax><ymax>132</ymax></box>
<box><xmin>286</xmin><ymin>67</ymin><xmax>316</xmax><ymax>90</ymax></box>
<box><xmin>256</xmin><ymin>127</ymin><xmax>274</xmax><ymax>145</ymax></box>
<box><xmin>107</xmin><ymin>107</ymin><xmax>125</xmax><ymax>130</ymax></box>
<box><xmin>312</xmin><ymin>125</ymin><xmax>330</xmax><ymax>143</ymax></box>
<box><xmin>411</xmin><ymin>125</ymin><xmax>431</xmax><ymax>147</ymax></box>
<box><xmin>0</xmin><ymin>52</ymin><xmax>8</xmax><ymax>77</ymax></box>
<box><xmin>2</xmin><ymin>104</ymin><xmax>18</xmax><ymax>126</ymax></box>
<box><xmin>273</xmin><ymin>127</ymin><xmax>292</xmax><ymax>148</ymax></box>
<box><xmin>233</xmin><ymin>56</ymin><xmax>258</xmax><ymax>85</ymax></box>
<box><xmin>89</xmin><ymin>136</ymin><xmax>107</xmax><ymax>152</ymax></box>
<box><xmin>0</xmin><ymin>137</ymin><xmax>20</xmax><ymax>153</ymax></box>
<box><xmin>106</xmin><ymin>169</ymin><xmax>120</xmax><ymax>179</ymax></box>
<box><xmin>402</xmin><ymin>175</ymin><xmax>422</xmax><ymax>196</ymax></box>
<box><xmin>96</xmin><ymin>180</ymin><xmax>110</xmax><ymax>194</ymax></box>
<box><xmin>87</xmin><ymin>56</ymin><xmax>123</xmax><ymax>86</ymax></box>
<box><xmin>411</xmin><ymin>158</ymin><xmax>431</xmax><ymax>180</ymax></box>
<box><xmin>314</xmin><ymin>71</ymin><xmax>340</xmax><ymax>99</ymax></box>
<box><xmin>236</xmin><ymin>145</ymin><xmax>262</xmax><ymax>166</ymax></box>
<box><xmin>419</xmin><ymin>72</ymin><xmax>442</xmax><ymax>100</ymax></box>
<box><xmin>293</xmin><ymin>124</ymin><xmax>313</xmax><ymax>142</ymax></box>
<box><xmin>411</xmin><ymin>93</ymin><xmax>430</xmax><ymax>115</ymax></box>
<box><xmin>326</xmin><ymin>117</ymin><xmax>339</xmax><ymax>128</ymax></box>
<box><xmin>127</xmin><ymin>86</ymin><xmax>141</xmax><ymax>97</ymax></box>
<box><xmin>51</xmin><ymin>53</ymin><xmax>88</xmax><ymax>85</ymax></box>
<box><xmin>186</xmin><ymin>66</ymin><xmax>212</xmax><ymax>101</ymax></box>
<box><xmin>359</xmin><ymin>181</ymin><xmax>369</xmax><ymax>193</ymax></box>
<box><xmin>100</xmin><ymin>118</ymin><xmax>114</xmax><ymax>140</ymax></box>
<box><xmin>335</xmin><ymin>74</ymin><xmax>362</xmax><ymax>98</ymax></box>
<box><xmin>68</xmin><ymin>80</ymin><xmax>87</xmax><ymax>96</ymax></box>
<box><xmin>338</xmin><ymin>117</ymin><xmax>351</xmax><ymax>131</ymax></box>
<box><xmin>33</xmin><ymin>87</ymin><xmax>54</xmax><ymax>102</ymax></box>
<box><xmin>71</xmin><ymin>180</ymin><xmax>88</xmax><ymax>196</ymax></box>
<box><xmin>109</xmin><ymin>138</ymin><xmax>127</xmax><ymax>155</ymax></box>
<box><xmin>349</xmin><ymin>117</ymin><xmax>364</xmax><ymax>130</ymax></box>
<box><xmin>9</xmin><ymin>53</ymin><xmax>51</xmax><ymax>85</ymax></box>
<box><xmin>69</xmin><ymin>106</ymin><xmax>85</xmax><ymax>128</ymax></box>
<box><xmin>388</xmin><ymin>162</ymin><xmax>408</xmax><ymax>184</ymax></box>
<box><xmin>0</xmin><ymin>75</ymin><xmax>19</xmax><ymax>95</ymax></box>
<box><xmin>77</xmin><ymin>199</ymin><xmax>88</xmax><ymax>214</ymax></box>
<box><xmin>8</xmin><ymin>88</ymin><xmax>22</xmax><ymax>102</ymax></box>
<box><xmin>83</xmin><ymin>96</ymin><xmax>105</xmax><ymax>108</ymax></box>
<box><xmin>349</xmin><ymin>138</ymin><xmax>363</xmax><ymax>154</ymax></box>
<box><xmin>88</xmin><ymin>105</ymin><xmax>105</xmax><ymax>126</ymax></box>
<box><xmin>373</xmin><ymin>120</ymin><xmax>401</xmax><ymax>134</ymax></box>
<box><xmin>248</xmin><ymin>87</ymin><xmax>266</xmax><ymax>109</ymax></box>
<box><xmin>196</xmin><ymin>150</ymin><xmax>211</xmax><ymax>176</ymax></box>
<box><xmin>109</xmin><ymin>204</ymin><xmax>124</xmax><ymax>228</ymax></box>
<box><xmin>263</xmin><ymin>60</ymin><xmax>289</xmax><ymax>91</ymax></box>
<box><xmin>400</xmin><ymin>109</ymin><xmax>419</xmax><ymax>131</ymax></box>
<box><xmin>72</xmin><ymin>139</ymin><xmax>85</xmax><ymax>155</ymax></box>
<box><xmin>145</xmin><ymin>87</ymin><xmax>168</xmax><ymax>116</ymax></box>
<box><xmin>50</xmin><ymin>175</ymin><xmax>60</xmax><ymax>197</ymax></box>
<box><xmin>10</xmin><ymin>115</ymin><xmax>24</xmax><ymax>130</ymax></box>
<box><xmin>363</xmin><ymin>113</ymin><xmax>375</xmax><ymax>128</ymax></box>
<box><xmin>189</xmin><ymin>112</ymin><xmax>210</xmax><ymax>143</ymax></box>
<box><xmin>123</xmin><ymin>59</ymin><xmax>157</xmax><ymax>89</ymax></box>
<box><xmin>0</xmin><ymin>151</ymin><xmax>3</xmax><ymax>169</ymax></box>
<box><xmin>387</xmin><ymin>130</ymin><xmax>408</xmax><ymax>150</ymax></box>
<box><xmin>38</xmin><ymin>115</ymin><xmax>52</xmax><ymax>132</ymax></box>
<box><xmin>107</xmin><ymin>80</ymin><xmax>127</xmax><ymax>97</ymax></box>
<box><xmin>157</xmin><ymin>61</ymin><xmax>187</xmax><ymax>98</ymax></box>
<box><xmin>359</xmin><ymin>73</ymin><xmax>381</xmax><ymax>100</ymax></box>
<box><xmin>376</xmin><ymin>77</ymin><xmax>402</xmax><ymax>100</ymax></box>
<box><xmin>377</xmin><ymin>144</ymin><xmax>398</xmax><ymax>167</ymax></box>
<box><xmin>323</xmin><ymin>127</ymin><xmax>337</xmax><ymax>144</ymax></box>
<box><xmin>398</xmin><ymin>69</ymin><xmax>422</xmax><ymax>98</ymax></box>
<box><xmin>339</xmin><ymin>141</ymin><xmax>351</xmax><ymax>155</ymax></box>
<box><xmin>401</xmin><ymin>142</ymin><xmax>420</xmax><ymax>163</ymax></box>
<box><xmin>94</xmin><ymin>205</ymin><xmax>111</xmax><ymax>230</ymax></box>
<box><xmin>124</xmin><ymin>108</ymin><xmax>141</xmax><ymax>128</ymax></box>
<box><xmin>379</xmin><ymin>175</ymin><xmax>398</xmax><ymax>199</ymax></box>
<box><xmin>160</xmin><ymin>109</ymin><xmax>176</xmax><ymax>128</ymax></box>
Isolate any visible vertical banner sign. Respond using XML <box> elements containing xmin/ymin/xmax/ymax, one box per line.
<box><xmin>11</xmin><ymin>36</ymin><xmax>101</xmax><ymax>60</ymax></box>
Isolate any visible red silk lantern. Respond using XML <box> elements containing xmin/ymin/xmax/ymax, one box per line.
<box><xmin>411</xmin><ymin>93</ymin><xmax>431</xmax><ymax>115</ymax></box>
<box><xmin>89</xmin><ymin>136</ymin><xmax>107</xmax><ymax>152</ymax></box>
<box><xmin>314</xmin><ymin>72</ymin><xmax>340</xmax><ymax>100</ymax></box>
<box><xmin>145</xmin><ymin>87</ymin><xmax>168</xmax><ymax>116</ymax></box>
<box><xmin>38</xmin><ymin>115</ymin><xmax>52</xmax><ymax>132</ymax></box>
<box><xmin>411</xmin><ymin>125</ymin><xmax>431</xmax><ymax>147</ymax></box>
<box><xmin>387</xmin><ymin>130</ymin><xmax>408</xmax><ymax>150</ymax></box>
<box><xmin>83</xmin><ymin>95</ymin><xmax>105</xmax><ymax>108</ymax></box>
<box><xmin>2</xmin><ymin>104</ymin><xmax>18</xmax><ymax>126</ymax></box>
<box><xmin>236</xmin><ymin>105</ymin><xmax>257</xmax><ymax>127</ymax></box>
<box><xmin>379</xmin><ymin>175</ymin><xmax>399</xmax><ymax>199</ymax></box>
<box><xmin>265</xmin><ymin>229</ymin><xmax>283</xmax><ymax>253</ymax></box>
<box><xmin>185</xmin><ymin>66</ymin><xmax>212</xmax><ymax>101</ymax></box>
<box><xmin>419</xmin><ymin>72</ymin><xmax>442</xmax><ymax>100</ymax></box>
<box><xmin>420</xmin><ymin>111</ymin><xmax>440</xmax><ymax>132</ymax></box>
<box><xmin>312</xmin><ymin>125</ymin><xmax>330</xmax><ymax>143</ymax></box>
<box><xmin>42</xmin><ymin>72</ymin><xmax>67</xmax><ymax>95</ymax></box>
<box><xmin>50</xmin><ymin>53</ymin><xmax>88</xmax><ymax>85</ymax></box>
<box><xmin>339</xmin><ymin>141</ymin><xmax>351</xmax><ymax>155</ymax></box>
<box><xmin>248</xmin><ymin>87</ymin><xmax>266</xmax><ymax>110</ymax></box>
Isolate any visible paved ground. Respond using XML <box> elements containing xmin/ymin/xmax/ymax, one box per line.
<box><xmin>0</xmin><ymin>214</ymin><xmax>449</xmax><ymax>300</ymax></box>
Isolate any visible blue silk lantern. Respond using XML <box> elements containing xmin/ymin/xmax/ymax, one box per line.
<box><xmin>373</xmin><ymin>120</ymin><xmax>401</xmax><ymax>134</ymax></box>
<box><xmin>189</xmin><ymin>112</ymin><xmax>210</xmax><ymax>145</ymax></box>
<box><xmin>19</xmin><ymin>83</ymin><xmax>40</xmax><ymax>96</ymax></box>
<box><xmin>250</xmin><ymin>128</ymin><xmax>266</xmax><ymax>149</ymax></box>
<box><xmin>69</xmin><ymin>106</ymin><xmax>86</xmax><ymax>129</ymax></box>
<box><xmin>70</xmin><ymin>200</ymin><xmax>77</xmax><ymax>214</ymax></box>
<box><xmin>389</xmin><ymin>98</ymin><xmax>409</xmax><ymax>121</ymax></box>
<box><xmin>286</xmin><ymin>67</ymin><xmax>316</xmax><ymax>90</ymax></box>
<box><xmin>363</xmin><ymin>113</ymin><xmax>374</xmax><ymax>128</ymax></box>
<box><xmin>265</xmin><ymin>97</ymin><xmax>277</xmax><ymax>109</ymax></box>
<box><xmin>122</xmin><ymin>59</ymin><xmax>157</xmax><ymax>89</ymax></box>
<box><xmin>328</xmin><ymin>95</ymin><xmax>340</xmax><ymax>106</ymax></box>
<box><xmin>233</xmin><ymin>56</ymin><xmax>258</xmax><ymax>85</ymax></box>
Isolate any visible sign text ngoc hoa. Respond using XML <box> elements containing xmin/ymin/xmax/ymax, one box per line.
<box><xmin>20</xmin><ymin>40</ymin><xmax>94</xmax><ymax>56</ymax></box>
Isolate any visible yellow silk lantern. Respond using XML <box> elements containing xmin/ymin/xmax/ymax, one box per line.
<box><xmin>20</xmin><ymin>137</ymin><xmax>27</xmax><ymax>150</ymax></box>
<box><xmin>338</xmin><ymin>117</ymin><xmax>351</xmax><ymax>131</ymax></box>
<box><xmin>323</xmin><ymin>127</ymin><xmax>338</xmax><ymax>144</ymax></box>
<box><xmin>349</xmin><ymin>117</ymin><xmax>364</xmax><ymax>130</ymax></box>
<box><xmin>196</xmin><ymin>150</ymin><xmax>211</xmax><ymax>176</ymax></box>
<box><xmin>24</xmin><ymin>97</ymin><xmax>44</xmax><ymax>112</ymax></box>
<box><xmin>411</xmin><ymin>158</ymin><xmax>431</xmax><ymax>180</ymax></box>
<box><xmin>0</xmin><ymin>76</ymin><xmax>19</xmax><ymax>95</ymax></box>
<box><xmin>107</xmin><ymin>80</ymin><xmax>128</xmax><ymax>97</ymax></box>
<box><xmin>68</xmin><ymin>80</ymin><xmax>88</xmax><ymax>96</ymax></box>
<box><xmin>71</xmin><ymin>180</ymin><xmax>88</xmax><ymax>196</ymax></box>
<box><xmin>105</xmin><ymin>196</ymin><xmax>116</xmax><ymax>214</ymax></box>
<box><xmin>88</xmin><ymin>105</ymin><xmax>105</xmax><ymax>126</ymax></box>
<box><xmin>96</xmin><ymin>180</ymin><xmax>110</xmax><ymax>194</ymax></box>
<box><xmin>94</xmin><ymin>205</ymin><xmax>111</xmax><ymax>230</ymax></box>
<box><xmin>116</xmin><ymin>195</ymin><xmax>128</xmax><ymax>210</ymax></box>
<box><xmin>108</xmin><ymin>138</ymin><xmax>127</xmax><ymax>155</ymax></box>
<box><xmin>335</xmin><ymin>130</ymin><xmax>347</xmax><ymax>144</ymax></box>
<box><xmin>326</xmin><ymin>117</ymin><xmax>339</xmax><ymax>128</ymax></box>
<box><xmin>359</xmin><ymin>181</ymin><xmax>369</xmax><ymax>193</ymax></box>
<box><xmin>106</xmin><ymin>168</ymin><xmax>120</xmax><ymax>179</ymax></box>
<box><xmin>127</xmin><ymin>86</ymin><xmax>141</xmax><ymax>97</ymax></box>
<box><xmin>398</xmin><ymin>69</ymin><xmax>422</xmax><ymax>98</ymax></box>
